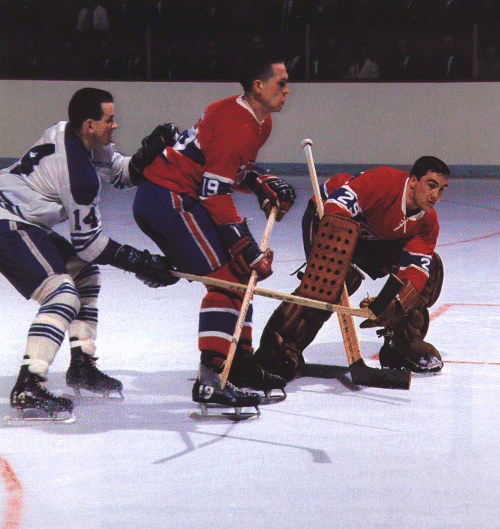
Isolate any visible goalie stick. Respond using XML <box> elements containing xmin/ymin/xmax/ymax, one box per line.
<box><xmin>301</xmin><ymin>138</ymin><xmax>411</xmax><ymax>390</ymax></box>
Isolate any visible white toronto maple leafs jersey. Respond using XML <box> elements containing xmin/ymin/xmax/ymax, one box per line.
<box><xmin>0</xmin><ymin>121</ymin><xmax>133</xmax><ymax>262</ymax></box>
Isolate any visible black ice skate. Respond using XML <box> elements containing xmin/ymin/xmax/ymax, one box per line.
<box><xmin>379</xmin><ymin>336</ymin><xmax>443</xmax><ymax>373</ymax></box>
<box><xmin>66</xmin><ymin>347</ymin><xmax>124</xmax><ymax>399</ymax></box>
<box><xmin>229</xmin><ymin>348</ymin><xmax>287</xmax><ymax>404</ymax></box>
<box><xmin>7</xmin><ymin>362</ymin><xmax>75</xmax><ymax>423</ymax></box>
<box><xmin>190</xmin><ymin>363</ymin><xmax>261</xmax><ymax>421</ymax></box>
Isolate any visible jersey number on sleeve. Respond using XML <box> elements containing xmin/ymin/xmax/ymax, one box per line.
<box><xmin>11</xmin><ymin>144</ymin><xmax>56</xmax><ymax>178</ymax></box>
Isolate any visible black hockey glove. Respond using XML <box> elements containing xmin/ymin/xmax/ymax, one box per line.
<box><xmin>111</xmin><ymin>245</ymin><xmax>179</xmax><ymax>288</ymax></box>
<box><xmin>129</xmin><ymin>123</ymin><xmax>180</xmax><ymax>185</ymax></box>
<box><xmin>240</xmin><ymin>170</ymin><xmax>296</xmax><ymax>221</ymax></box>
<box><xmin>219</xmin><ymin>220</ymin><xmax>273</xmax><ymax>282</ymax></box>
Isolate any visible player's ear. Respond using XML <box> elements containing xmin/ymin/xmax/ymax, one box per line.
<box><xmin>83</xmin><ymin>118</ymin><xmax>95</xmax><ymax>135</ymax></box>
<box><xmin>252</xmin><ymin>78</ymin><xmax>264</xmax><ymax>94</ymax></box>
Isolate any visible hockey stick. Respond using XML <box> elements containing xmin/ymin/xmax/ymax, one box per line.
<box><xmin>219</xmin><ymin>207</ymin><xmax>278</xmax><ymax>389</ymax></box>
<box><xmin>301</xmin><ymin>138</ymin><xmax>411</xmax><ymax>390</ymax></box>
<box><xmin>170</xmin><ymin>270</ymin><xmax>379</xmax><ymax>319</ymax></box>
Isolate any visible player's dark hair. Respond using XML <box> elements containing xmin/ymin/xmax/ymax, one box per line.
<box><xmin>410</xmin><ymin>156</ymin><xmax>450</xmax><ymax>180</ymax></box>
<box><xmin>68</xmin><ymin>88</ymin><xmax>113</xmax><ymax>131</ymax></box>
<box><xmin>236</xmin><ymin>51</ymin><xmax>284</xmax><ymax>94</ymax></box>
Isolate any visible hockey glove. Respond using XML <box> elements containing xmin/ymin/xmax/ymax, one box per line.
<box><xmin>219</xmin><ymin>220</ymin><xmax>273</xmax><ymax>282</ymax></box>
<box><xmin>111</xmin><ymin>245</ymin><xmax>179</xmax><ymax>288</ymax></box>
<box><xmin>241</xmin><ymin>170</ymin><xmax>296</xmax><ymax>221</ymax></box>
<box><xmin>129</xmin><ymin>123</ymin><xmax>180</xmax><ymax>185</ymax></box>
<box><xmin>359</xmin><ymin>279</ymin><xmax>420</xmax><ymax>329</ymax></box>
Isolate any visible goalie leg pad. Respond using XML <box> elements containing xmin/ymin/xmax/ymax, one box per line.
<box><xmin>255</xmin><ymin>288</ymin><xmax>332</xmax><ymax>381</ymax></box>
<box><xmin>299</xmin><ymin>214</ymin><xmax>360</xmax><ymax>302</ymax></box>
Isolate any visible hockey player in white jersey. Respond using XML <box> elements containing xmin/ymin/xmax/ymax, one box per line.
<box><xmin>0</xmin><ymin>87</ymin><xmax>179</xmax><ymax>420</ymax></box>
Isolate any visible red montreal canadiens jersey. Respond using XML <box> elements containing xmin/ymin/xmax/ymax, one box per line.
<box><xmin>143</xmin><ymin>95</ymin><xmax>272</xmax><ymax>225</ymax></box>
<box><xmin>321</xmin><ymin>167</ymin><xmax>440</xmax><ymax>292</ymax></box>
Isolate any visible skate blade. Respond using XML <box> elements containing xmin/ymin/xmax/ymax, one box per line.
<box><xmin>65</xmin><ymin>388</ymin><xmax>124</xmax><ymax>402</ymax></box>
<box><xmin>3</xmin><ymin>409</ymin><xmax>76</xmax><ymax>425</ymax></box>
<box><xmin>189</xmin><ymin>404</ymin><xmax>261</xmax><ymax>422</ymax></box>
<box><xmin>260</xmin><ymin>388</ymin><xmax>287</xmax><ymax>405</ymax></box>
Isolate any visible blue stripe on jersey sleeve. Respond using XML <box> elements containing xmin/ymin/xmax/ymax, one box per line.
<box><xmin>65</xmin><ymin>125</ymin><xmax>100</xmax><ymax>206</ymax></box>
<box><xmin>400</xmin><ymin>250</ymin><xmax>433</xmax><ymax>275</ymax></box>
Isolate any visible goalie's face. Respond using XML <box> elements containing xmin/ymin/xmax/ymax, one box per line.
<box><xmin>407</xmin><ymin>171</ymin><xmax>449</xmax><ymax>213</ymax></box>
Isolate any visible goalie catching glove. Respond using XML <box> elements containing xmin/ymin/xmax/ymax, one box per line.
<box><xmin>219</xmin><ymin>220</ymin><xmax>273</xmax><ymax>282</ymax></box>
<box><xmin>240</xmin><ymin>170</ymin><xmax>296</xmax><ymax>221</ymax></box>
<box><xmin>111</xmin><ymin>245</ymin><xmax>179</xmax><ymax>288</ymax></box>
<box><xmin>359</xmin><ymin>279</ymin><xmax>420</xmax><ymax>329</ymax></box>
<box><xmin>129</xmin><ymin>123</ymin><xmax>180</xmax><ymax>184</ymax></box>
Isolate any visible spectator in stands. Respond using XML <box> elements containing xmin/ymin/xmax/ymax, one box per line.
<box><xmin>429</xmin><ymin>33</ymin><xmax>472</xmax><ymax>79</ymax></box>
<box><xmin>346</xmin><ymin>40</ymin><xmax>380</xmax><ymax>79</ymax></box>
<box><xmin>312</xmin><ymin>35</ymin><xmax>343</xmax><ymax>80</ymax></box>
<box><xmin>125</xmin><ymin>37</ymin><xmax>147</xmax><ymax>80</ymax></box>
<box><xmin>48</xmin><ymin>38</ymin><xmax>81</xmax><ymax>79</ymax></box>
<box><xmin>248</xmin><ymin>33</ymin><xmax>266</xmax><ymax>53</ymax></box>
<box><xmin>87</xmin><ymin>37</ymin><xmax>125</xmax><ymax>79</ymax></box>
<box><xmin>76</xmin><ymin>0</ymin><xmax>109</xmax><ymax>31</ymax></box>
<box><xmin>383</xmin><ymin>34</ymin><xmax>428</xmax><ymax>80</ymax></box>
<box><xmin>197</xmin><ymin>37</ymin><xmax>234</xmax><ymax>80</ymax></box>
<box><xmin>156</xmin><ymin>39</ymin><xmax>194</xmax><ymax>80</ymax></box>
<box><xmin>15</xmin><ymin>38</ymin><xmax>48</xmax><ymax>78</ymax></box>
<box><xmin>477</xmin><ymin>35</ymin><xmax>500</xmax><ymax>79</ymax></box>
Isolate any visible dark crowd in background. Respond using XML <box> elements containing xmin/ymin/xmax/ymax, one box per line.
<box><xmin>1</xmin><ymin>0</ymin><xmax>500</xmax><ymax>81</ymax></box>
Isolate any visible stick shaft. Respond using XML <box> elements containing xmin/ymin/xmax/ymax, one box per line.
<box><xmin>170</xmin><ymin>270</ymin><xmax>376</xmax><ymax>319</ymax></box>
<box><xmin>219</xmin><ymin>208</ymin><xmax>278</xmax><ymax>388</ymax></box>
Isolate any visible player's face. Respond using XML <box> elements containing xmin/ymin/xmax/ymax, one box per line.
<box><xmin>407</xmin><ymin>171</ymin><xmax>449</xmax><ymax>212</ymax></box>
<box><xmin>91</xmin><ymin>102</ymin><xmax>117</xmax><ymax>147</ymax></box>
<box><xmin>259</xmin><ymin>63</ymin><xmax>289</xmax><ymax>115</ymax></box>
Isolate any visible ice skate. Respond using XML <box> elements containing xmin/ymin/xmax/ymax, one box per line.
<box><xmin>7</xmin><ymin>363</ymin><xmax>75</xmax><ymax>424</ymax></box>
<box><xmin>65</xmin><ymin>347</ymin><xmax>124</xmax><ymax>399</ymax></box>
<box><xmin>229</xmin><ymin>347</ymin><xmax>287</xmax><ymax>404</ymax></box>
<box><xmin>379</xmin><ymin>336</ymin><xmax>443</xmax><ymax>373</ymax></box>
<box><xmin>190</xmin><ymin>363</ymin><xmax>261</xmax><ymax>421</ymax></box>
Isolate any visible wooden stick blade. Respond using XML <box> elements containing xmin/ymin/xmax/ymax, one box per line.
<box><xmin>349</xmin><ymin>359</ymin><xmax>411</xmax><ymax>390</ymax></box>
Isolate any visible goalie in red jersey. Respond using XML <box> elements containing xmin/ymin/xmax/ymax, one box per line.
<box><xmin>132</xmin><ymin>52</ymin><xmax>296</xmax><ymax>413</ymax></box>
<box><xmin>256</xmin><ymin>156</ymin><xmax>449</xmax><ymax>379</ymax></box>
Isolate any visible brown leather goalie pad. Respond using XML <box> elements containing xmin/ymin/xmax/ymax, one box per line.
<box><xmin>298</xmin><ymin>214</ymin><xmax>360</xmax><ymax>301</ymax></box>
<box><xmin>256</xmin><ymin>215</ymin><xmax>360</xmax><ymax>380</ymax></box>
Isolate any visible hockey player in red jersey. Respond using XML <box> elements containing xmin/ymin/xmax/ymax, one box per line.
<box><xmin>256</xmin><ymin>156</ymin><xmax>448</xmax><ymax>379</ymax></box>
<box><xmin>132</xmin><ymin>51</ymin><xmax>296</xmax><ymax>414</ymax></box>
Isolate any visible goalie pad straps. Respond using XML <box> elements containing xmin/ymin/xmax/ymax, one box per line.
<box><xmin>298</xmin><ymin>214</ymin><xmax>360</xmax><ymax>302</ymax></box>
